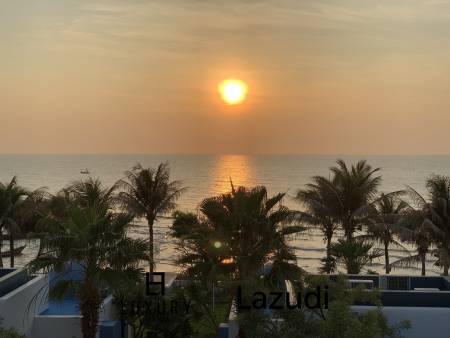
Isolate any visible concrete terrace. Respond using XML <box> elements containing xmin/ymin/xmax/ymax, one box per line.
<box><xmin>0</xmin><ymin>267</ymin><xmax>121</xmax><ymax>338</ymax></box>
<box><xmin>0</xmin><ymin>268</ymin><xmax>47</xmax><ymax>337</ymax></box>
<box><xmin>339</xmin><ymin>274</ymin><xmax>450</xmax><ymax>307</ymax></box>
<box><xmin>346</xmin><ymin>275</ymin><xmax>450</xmax><ymax>338</ymax></box>
<box><xmin>0</xmin><ymin>269</ymin><xmax>34</xmax><ymax>297</ymax></box>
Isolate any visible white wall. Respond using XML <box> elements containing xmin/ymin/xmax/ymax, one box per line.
<box><xmin>0</xmin><ymin>274</ymin><xmax>48</xmax><ymax>337</ymax></box>
<box><xmin>32</xmin><ymin>295</ymin><xmax>117</xmax><ymax>338</ymax></box>
<box><xmin>0</xmin><ymin>270</ymin><xmax>118</xmax><ymax>338</ymax></box>
<box><xmin>353</xmin><ymin>305</ymin><xmax>450</xmax><ymax>338</ymax></box>
<box><xmin>99</xmin><ymin>295</ymin><xmax>118</xmax><ymax>322</ymax></box>
<box><xmin>32</xmin><ymin>315</ymin><xmax>83</xmax><ymax>338</ymax></box>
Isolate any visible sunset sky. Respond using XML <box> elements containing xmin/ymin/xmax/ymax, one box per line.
<box><xmin>2</xmin><ymin>1</ymin><xmax>450</xmax><ymax>154</ymax></box>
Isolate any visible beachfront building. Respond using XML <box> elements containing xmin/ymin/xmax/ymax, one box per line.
<box><xmin>1</xmin><ymin>266</ymin><xmax>180</xmax><ymax>338</ymax></box>
<box><xmin>0</xmin><ymin>268</ymin><xmax>47</xmax><ymax>337</ymax></box>
<box><xmin>5</xmin><ymin>267</ymin><xmax>450</xmax><ymax>338</ymax></box>
<box><xmin>219</xmin><ymin>274</ymin><xmax>450</xmax><ymax>338</ymax></box>
<box><xmin>351</xmin><ymin>274</ymin><xmax>450</xmax><ymax>338</ymax></box>
<box><xmin>0</xmin><ymin>267</ymin><xmax>121</xmax><ymax>338</ymax></box>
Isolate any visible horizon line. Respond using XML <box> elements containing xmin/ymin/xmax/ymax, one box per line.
<box><xmin>1</xmin><ymin>152</ymin><xmax>450</xmax><ymax>157</ymax></box>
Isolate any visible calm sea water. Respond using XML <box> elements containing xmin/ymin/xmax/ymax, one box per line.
<box><xmin>2</xmin><ymin>154</ymin><xmax>449</xmax><ymax>275</ymax></box>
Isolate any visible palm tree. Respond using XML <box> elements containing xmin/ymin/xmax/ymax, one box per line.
<box><xmin>331</xmin><ymin>159</ymin><xmax>381</xmax><ymax>240</ymax></box>
<box><xmin>390</xmin><ymin>206</ymin><xmax>433</xmax><ymax>276</ymax></box>
<box><xmin>24</xmin><ymin>191</ymin><xmax>62</xmax><ymax>259</ymax></box>
<box><xmin>118</xmin><ymin>162</ymin><xmax>186</xmax><ymax>279</ymax></box>
<box><xmin>171</xmin><ymin>211</ymin><xmax>233</xmax><ymax>285</ymax></box>
<box><xmin>172</xmin><ymin>184</ymin><xmax>304</xmax><ymax>284</ymax></box>
<box><xmin>361</xmin><ymin>193</ymin><xmax>410</xmax><ymax>274</ymax></box>
<box><xmin>0</xmin><ymin>177</ymin><xmax>25</xmax><ymax>268</ymax></box>
<box><xmin>65</xmin><ymin>177</ymin><xmax>118</xmax><ymax>211</ymax></box>
<box><xmin>392</xmin><ymin>177</ymin><xmax>450</xmax><ymax>275</ymax></box>
<box><xmin>30</xmin><ymin>177</ymin><xmax>119</xmax><ymax>260</ymax></box>
<box><xmin>0</xmin><ymin>177</ymin><xmax>46</xmax><ymax>267</ymax></box>
<box><xmin>30</xmin><ymin>205</ymin><xmax>148</xmax><ymax>338</ymax></box>
<box><xmin>331</xmin><ymin>238</ymin><xmax>382</xmax><ymax>274</ymax></box>
<box><xmin>296</xmin><ymin>175</ymin><xmax>341</xmax><ymax>273</ymax></box>
<box><xmin>424</xmin><ymin>175</ymin><xmax>450</xmax><ymax>275</ymax></box>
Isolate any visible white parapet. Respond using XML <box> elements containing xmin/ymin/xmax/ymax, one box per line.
<box><xmin>352</xmin><ymin>305</ymin><xmax>450</xmax><ymax>338</ymax></box>
<box><xmin>0</xmin><ymin>272</ymin><xmax>48</xmax><ymax>337</ymax></box>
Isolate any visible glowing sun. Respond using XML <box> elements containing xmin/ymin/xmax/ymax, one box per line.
<box><xmin>218</xmin><ymin>79</ymin><xmax>248</xmax><ymax>105</ymax></box>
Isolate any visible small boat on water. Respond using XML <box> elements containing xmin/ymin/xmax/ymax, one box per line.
<box><xmin>80</xmin><ymin>168</ymin><xmax>90</xmax><ymax>174</ymax></box>
<box><xmin>0</xmin><ymin>245</ymin><xmax>26</xmax><ymax>258</ymax></box>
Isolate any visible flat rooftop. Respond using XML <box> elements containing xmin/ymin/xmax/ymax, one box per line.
<box><xmin>332</xmin><ymin>274</ymin><xmax>450</xmax><ymax>308</ymax></box>
<box><xmin>0</xmin><ymin>268</ymin><xmax>34</xmax><ymax>297</ymax></box>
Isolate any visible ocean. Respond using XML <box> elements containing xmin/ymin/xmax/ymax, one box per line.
<box><xmin>1</xmin><ymin>154</ymin><xmax>449</xmax><ymax>275</ymax></box>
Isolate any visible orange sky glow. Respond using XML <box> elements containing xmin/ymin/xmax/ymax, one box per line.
<box><xmin>2</xmin><ymin>1</ymin><xmax>450</xmax><ymax>154</ymax></box>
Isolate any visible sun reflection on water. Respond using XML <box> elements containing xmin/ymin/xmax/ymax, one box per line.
<box><xmin>211</xmin><ymin>155</ymin><xmax>254</xmax><ymax>194</ymax></box>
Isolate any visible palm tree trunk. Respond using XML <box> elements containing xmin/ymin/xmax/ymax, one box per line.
<box><xmin>0</xmin><ymin>229</ymin><xmax>3</xmax><ymax>268</ymax></box>
<box><xmin>147</xmin><ymin>217</ymin><xmax>154</xmax><ymax>281</ymax></box>
<box><xmin>80</xmin><ymin>279</ymin><xmax>101</xmax><ymax>338</ymax></box>
<box><xmin>344</xmin><ymin>219</ymin><xmax>353</xmax><ymax>241</ymax></box>
<box><xmin>37</xmin><ymin>236</ymin><xmax>43</xmax><ymax>258</ymax></box>
<box><xmin>9</xmin><ymin>230</ymin><xmax>14</xmax><ymax>268</ymax></box>
<box><xmin>326</xmin><ymin>235</ymin><xmax>332</xmax><ymax>274</ymax></box>
<box><xmin>384</xmin><ymin>241</ymin><xmax>390</xmax><ymax>274</ymax></box>
<box><xmin>420</xmin><ymin>254</ymin><xmax>426</xmax><ymax>276</ymax></box>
